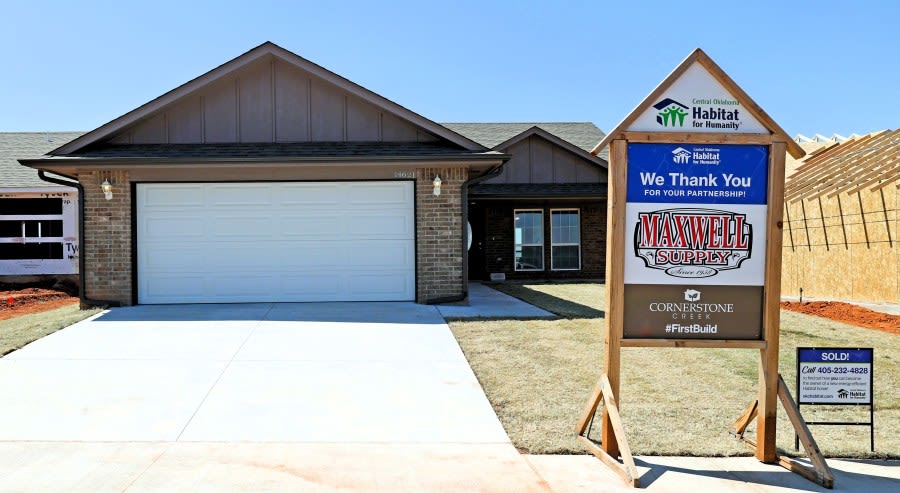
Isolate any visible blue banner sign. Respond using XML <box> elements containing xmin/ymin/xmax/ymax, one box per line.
<box><xmin>627</xmin><ymin>143</ymin><xmax>769</xmax><ymax>205</ymax></box>
<box><xmin>798</xmin><ymin>348</ymin><xmax>873</xmax><ymax>365</ymax></box>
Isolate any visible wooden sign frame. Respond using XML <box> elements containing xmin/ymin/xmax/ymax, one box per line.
<box><xmin>576</xmin><ymin>49</ymin><xmax>834</xmax><ymax>489</ymax></box>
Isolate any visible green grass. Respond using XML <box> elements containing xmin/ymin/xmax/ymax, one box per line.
<box><xmin>449</xmin><ymin>283</ymin><xmax>898</xmax><ymax>458</ymax></box>
<box><xmin>0</xmin><ymin>304</ymin><xmax>102</xmax><ymax>356</ymax></box>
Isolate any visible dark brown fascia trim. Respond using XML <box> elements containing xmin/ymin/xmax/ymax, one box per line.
<box><xmin>19</xmin><ymin>153</ymin><xmax>509</xmax><ymax>169</ymax></box>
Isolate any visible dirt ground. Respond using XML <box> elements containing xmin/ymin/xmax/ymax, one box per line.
<box><xmin>0</xmin><ymin>288</ymin><xmax>79</xmax><ymax>321</ymax></box>
<box><xmin>781</xmin><ymin>301</ymin><xmax>900</xmax><ymax>336</ymax></box>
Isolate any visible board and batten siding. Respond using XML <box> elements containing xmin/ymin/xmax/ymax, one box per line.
<box><xmin>485</xmin><ymin>135</ymin><xmax>606</xmax><ymax>184</ymax></box>
<box><xmin>109</xmin><ymin>56</ymin><xmax>438</xmax><ymax>145</ymax></box>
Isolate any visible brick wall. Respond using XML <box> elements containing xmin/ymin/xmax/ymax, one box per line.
<box><xmin>416</xmin><ymin>167</ymin><xmax>467</xmax><ymax>302</ymax></box>
<box><xmin>79</xmin><ymin>170</ymin><xmax>133</xmax><ymax>306</ymax></box>
<box><xmin>482</xmin><ymin>201</ymin><xmax>606</xmax><ymax>280</ymax></box>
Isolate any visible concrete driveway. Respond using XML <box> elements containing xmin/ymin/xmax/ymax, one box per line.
<box><xmin>0</xmin><ymin>302</ymin><xmax>510</xmax><ymax>444</ymax></box>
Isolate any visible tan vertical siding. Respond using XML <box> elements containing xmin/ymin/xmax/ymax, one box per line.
<box><xmin>104</xmin><ymin>54</ymin><xmax>441</xmax><ymax>146</ymax></box>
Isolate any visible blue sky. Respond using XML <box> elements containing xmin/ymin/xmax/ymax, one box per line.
<box><xmin>2</xmin><ymin>1</ymin><xmax>897</xmax><ymax>137</ymax></box>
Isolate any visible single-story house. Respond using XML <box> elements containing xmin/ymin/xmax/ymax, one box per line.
<box><xmin>20</xmin><ymin>42</ymin><xmax>609</xmax><ymax>305</ymax></box>
<box><xmin>20</xmin><ymin>42</ymin><xmax>510</xmax><ymax>305</ymax></box>
<box><xmin>1</xmin><ymin>132</ymin><xmax>82</xmax><ymax>279</ymax></box>
<box><xmin>442</xmin><ymin>123</ymin><xmax>608</xmax><ymax>281</ymax></box>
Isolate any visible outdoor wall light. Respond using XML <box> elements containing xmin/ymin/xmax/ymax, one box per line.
<box><xmin>432</xmin><ymin>174</ymin><xmax>442</xmax><ymax>196</ymax></box>
<box><xmin>101</xmin><ymin>179</ymin><xmax>113</xmax><ymax>200</ymax></box>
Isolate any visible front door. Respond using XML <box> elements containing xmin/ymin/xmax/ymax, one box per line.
<box><xmin>467</xmin><ymin>201</ymin><xmax>487</xmax><ymax>281</ymax></box>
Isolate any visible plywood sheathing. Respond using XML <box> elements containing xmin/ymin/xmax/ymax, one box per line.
<box><xmin>782</xmin><ymin>129</ymin><xmax>899</xmax><ymax>303</ymax></box>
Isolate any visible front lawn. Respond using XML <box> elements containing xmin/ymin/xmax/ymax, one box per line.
<box><xmin>0</xmin><ymin>304</ymin><xmax>102</xmax><ymax>356</ymax></box>
<box><xmin>449</xmin><ymin>283</ymin><xmax>898</xmax><ymax>458</ymax></box>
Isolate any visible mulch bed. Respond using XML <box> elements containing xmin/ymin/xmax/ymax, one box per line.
<box><xmin>0</xmin><ymin>288</ymin><xmax>79</xmax><ymax>321</ymax></box>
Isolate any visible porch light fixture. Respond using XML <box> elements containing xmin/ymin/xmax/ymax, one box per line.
<box><xmin>432</xmin><ymin>175</ymin><xmax>442</xmax><ymax>196</ymax></box>
<box><xmin>101</xmin><ymin>179</ymin><xmax>113</xmax><ymax>200</ymax></box>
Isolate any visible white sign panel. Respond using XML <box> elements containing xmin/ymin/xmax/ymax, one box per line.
<box><xmin>624</xmin><ymin>202</ymin><xmax>767</xmax><ymax>285</ymax></box>
<box><xmin>798</xmin><ymin>348</ymin><xmax>873</xmax><ymax>405</ymax></box>
<box><xmin>628</xmin><ymin>63</ymin><xmax>767</xmax><ymax>134</ymax></box>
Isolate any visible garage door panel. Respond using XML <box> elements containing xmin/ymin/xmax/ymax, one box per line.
<box><xmin>141</xmin><ymin>245</ymin><xmax>207</xmax><ymax>271</ymax></box>
<box><xmin>347</xmin><ymin>240</ymin><xmax>413</xmax><ymax>268</ymax></box>
<box><xmin>278</xmin><ymin>215</ymin><xmax>344</xmax><ymax>238</ymax></box>
<box><xmin>210</xmin><ymin>216</ymin><xmax>276</xmax><ymax>238</ymax></box>
<box><xmin>347</xmin><ymin>273</ymin><xmax>413</xmax><ymax>298</ymax></box>
<box><xmin>142</xmin><ymin>275</ymin><xmax>208</xmax><ymax>300</ymax></box>
<box><xmin>279</xmin><ymin>274</ymin><xmax>342</xmax><ymax>297</ymax></box>
<box><xmin>142</xmin><ymin>185</ymin><xmax>205</xmax><ymax>207</ymax></box>
<box><xmin>143</xmin><ymin>216</ymin><xmax>206</xmax><ymax>239</ymax></box>
<box><xmin>137</xmin><ymin>182</ymin><xmax>415</xmax><ymax>303</ymax></box>
<box><xmin>277</xmin><ymin>184</ymin><xmax>342</xmax><ymax>205</ymax></box>
<box><xmin>208</xmin><ymin>185</ymin><xmax>275</xmax><ymax>206</ymax></box>
<box><xmin>347</xmin><ymin>183</ymin><xmax>411</xmax><ymax>205</ymax></box>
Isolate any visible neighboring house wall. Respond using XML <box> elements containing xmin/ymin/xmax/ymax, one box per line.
<box><xmin>782</xmin><ymin>185</ymin><xmax>898</xmax><ymax>303</ymax></box>
<box><xmin>781</xmin><ymin>130</ymin><xmax>899</xmax><ymax>303</ymax></box>
<box><xmin>0</xmin><ymin>188</ymin><xmax>79</xmax><ymax>276</ymax></box>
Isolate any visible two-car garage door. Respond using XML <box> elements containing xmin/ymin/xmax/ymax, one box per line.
<box><xmin>136</xmin><ymin>182</ymin><xmax>415</xmax><ymax>304</ymax></box>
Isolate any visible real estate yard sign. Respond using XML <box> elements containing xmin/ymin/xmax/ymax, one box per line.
<box><xmin>798</xmin><ymin>348</ymin><xmax>873</xmax><ymax>405</ymax></box>
<box><xmin>575</xmin><ymin>49</ymin><xmax>833</xmax><ymax>489</ymax></box>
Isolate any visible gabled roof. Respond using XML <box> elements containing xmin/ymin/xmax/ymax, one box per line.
<box><xmin>443</xmin><ymin>122</ymin><xmax>604</xmax><ymax>153</ymax></box>
<box><xmin>51</xmin><ymin>42</ymin><xmax>487</xmax><ymax>156</ymax></box>
<box><xmin>784</xmin><ymin>129</ymin><xmax>899</xmax><ymax>202</ymax></box>
<box><xmin>0</xmin><ymin>132</ymin><xmax>83</xmax><ymax>188</ymax></box>
<box><xmin>591</xmin><ymin>48</ymin><xmax>804</xmax><ymax>159</ymax></box>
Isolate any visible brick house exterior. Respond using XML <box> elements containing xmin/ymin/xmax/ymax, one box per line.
<box><xmin>20</xmin><ymin>43</ymin><xmax>504</xmax><ymax>305</ymax></box>
<box><xmin>443</xmin><ymin>124</ymin><xmax>608</xmax><ymax>281</ymax></box>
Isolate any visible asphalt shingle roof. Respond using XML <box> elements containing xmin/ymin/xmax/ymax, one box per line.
<box><xmin>441</xmin><ymin>122</ymin><xmax>605</xmax><ymax>154</ymax></box>
<box><xmin>0</xmin><ymin>132</ymin><xmax>83</xmax><ymax>187</ymax></box>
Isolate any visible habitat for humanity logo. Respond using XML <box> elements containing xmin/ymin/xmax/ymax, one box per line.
<box><xmin>654</xmin><ymin>98</ymin><xmax>689</xmax><ymax>127</ymax></box>
<box><xmin>671</xmin><ymin>147</ymin><xmax>691</xmax><ymax>164</ymax></box>
<box><xmin>634</xmin><ymin>207</ymin><xmax>753</xmax><ymax>278</ymax></box>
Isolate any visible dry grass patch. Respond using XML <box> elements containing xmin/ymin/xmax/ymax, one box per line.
<box><xmin>450</xmin><ymin>283</ymin><xmax>898</xmax><ymax>458</ymax></box>
<box><xmin>0</xmin><ymin>304</ymin><xmax>102</xmax><ymax>356</ymax></box>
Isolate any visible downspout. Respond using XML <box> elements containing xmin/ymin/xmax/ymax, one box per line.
<box><xmin>38</xmin><ymin>170</ymin><xmax>119</xmax><ymax>308</ymax></box>
<box><xmin>426</xmin><ymin>164</ymin><xmax>505</xmax><ymax>305</ymax></box>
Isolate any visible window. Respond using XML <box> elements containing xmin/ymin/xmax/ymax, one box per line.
<box><xmin>514</xmin><ymin>209</ymin><xmax>543</xmax><ymax>270</ymax></box>
<box><xmin>0</xmin><ymin>198</ymin><xmax>67</xmax><ymax>261</ymax></box>
<box><xmin>551</xmin><ymin>209</ymin><xmax>580</xmax><ymax>270</ymax></box>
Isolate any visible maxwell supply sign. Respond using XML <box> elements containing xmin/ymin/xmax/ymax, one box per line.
<box><xmin>624</xmin><ymin>143</ymin><xmax>769</xmax><ymax>286</ymax></box>
<box><xmin>627</xmin><ymin>63</ymin><xmax>768</xmax><ymax>134</ymax></box>
<box><xmin>798</xmin><ymin>348</ymin><xmax>873</xmax><ymax>404</ymax></box>
<box><xmin>624</xmin><ymin>284</ymin><xmax>762</xmax><ymax>339</ymax></box>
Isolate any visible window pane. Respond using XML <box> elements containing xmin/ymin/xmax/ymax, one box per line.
<box><xmin>552</xmin><ymin>245</ymin><xmax>580</xmax><ymax>270</ymax></box>
<box><xmin>551</xmin><ymin>210</ymin><xmax>580</xmax><ymax>244</ymax></box>
<box><xmin>515</xmin><ymin>210</ymin><xmax>544</xmax><ymax>271</ymax></box>
<box><xmin>516</xmin><ymin>245</ymin><xmax>543</xmax><ymax>270</ymax></box>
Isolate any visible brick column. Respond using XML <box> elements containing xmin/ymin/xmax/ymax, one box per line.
<box><xmin>416</xmin><ymin>167</ymin><xmax>467</xmax><ymax>303</ymax></box>
<box><xmin>79</xmin><ymin>170</ymin><xmax>133</xmax><ymax>305</ymax></box>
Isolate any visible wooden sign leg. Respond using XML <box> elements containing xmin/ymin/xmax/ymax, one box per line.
<box><xmin>576</xmin><ymin>373</ymin><xmax>639</xmax><ymax>487</ymax></box>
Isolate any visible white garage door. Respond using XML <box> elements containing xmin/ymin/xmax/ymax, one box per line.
<box><xmin>136</xmin><ymin>182</ymin><xmax>415</xmax><ymax>303</ymax></box>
